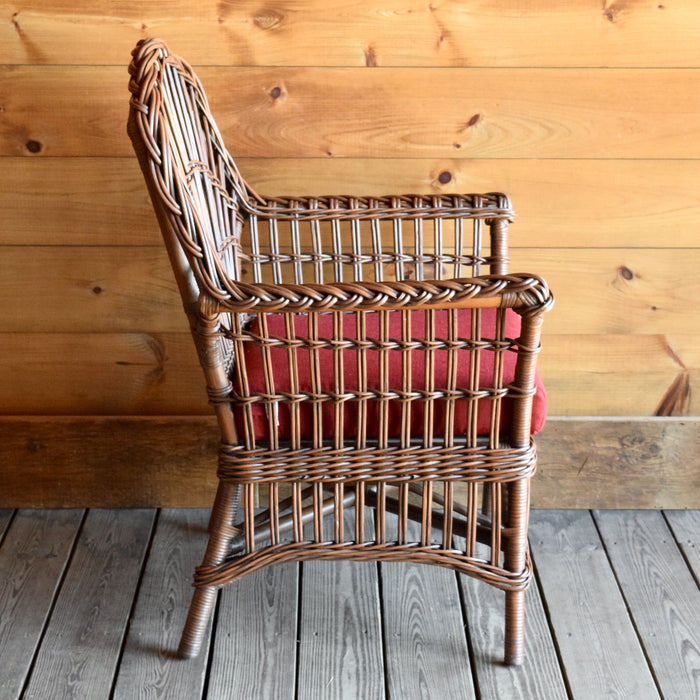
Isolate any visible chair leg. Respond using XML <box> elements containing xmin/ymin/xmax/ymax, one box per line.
<box><xmin>178</xmin><ymin>482</ymin><xmax>241</xmax><ymax>659</ymax></box>
<box><xmin>503</xmin><ymin>479</ymin><xmax>529</xmax><ymax>666</ymax></box>
<box><xmin>178</xmin><ymin>588</ymin><xmax>219</xmax><ymax>659</ymax></box>
<box><xmin>504</xmin><ymin>590</ymin><xmax>525</xmax><ymax>665</ymax></box>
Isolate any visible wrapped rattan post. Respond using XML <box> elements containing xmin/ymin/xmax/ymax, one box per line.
<box><xmin>488</xmin><ymin>215</ymin><xmax>509</xmax><ymax>276</ymax></box>
<box><xmin>127</xmin><ymin>38</ymin><xmax>552</xmax><ymax>668</ymax></box>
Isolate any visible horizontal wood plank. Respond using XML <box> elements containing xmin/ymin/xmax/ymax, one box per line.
<box><xmin>2</xmin><ymin>247</ymin><xmax>698</xmax><ymax>335</ymax></box>
<box><xmin>0</xmin><ymin>333</ymin><xmax>206</xmax><ymax>414</ymax></box>
<box><xmin>0</xmin><ymin>157</ymin><xmax>158</xmax><ymax>246</ymax></box>
<box><xmin>4</xmin><ymin>67</ymin><xmax>700</xmax><ymax>158</ymax></box>
<box><xmin>539</xmin><ymin>333</ymin><xmax>699</xmax><ymax>417</ymax></box>
<box><xmin>1</xmin><ymin>1</ymin><xmax>696</xmax><ymax>67</ymax></box>
<box><xmin>0</xmin><ymin>416</ymin><xmax>697</xmax><ymax>509</ymax></box>
<box><xmin>0</xmin><ymin>333</ymin><xmax>697</xmax><ymax>417</ymax></box>
<box><xmin>517</xmin><ymin>248</ymin><xmax>700</xmax><ymax>336</ymax></box>
<box><xmin>0</xmin><ymin>246</ymin><xmax>181</xmax><ymax>333</ymax></box>
<box><xmin>534</xmin><ymin>418</ymin><xmax>700</xmax><ymax>509</ymax></box>
<box><xmin>0</xmin><ymin>417</ymin><xmax>220</xmax><ymax>508</ymax></box>
<box><xmin>4</xmin><ymin>157</ymin><xmax>700</xmax><ymax>249</ymax></box>
<box><xmin>238</xmin><ymin>158</ymin><xmax>700</xmax><ymax>250</ymax></box>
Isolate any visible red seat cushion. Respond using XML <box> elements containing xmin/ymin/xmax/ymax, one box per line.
<box><xmin>237</xmin><ymin>309</ymin><xmax>546</xmax><ymax>443</ymax></box>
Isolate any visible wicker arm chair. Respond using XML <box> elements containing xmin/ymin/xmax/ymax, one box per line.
<box><xmin>127</xmin><ymin>38</ymin><xmax>553</xmax><ymax>666</ymax></box>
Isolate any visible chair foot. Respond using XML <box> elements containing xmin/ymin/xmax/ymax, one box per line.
<box><xmin>177</xmin><ymin>587</ymin><xmax>218</xmax><ymax>659</ymax></box>
<box><xmin>504</xmin><ymin>589</ymin><xmax>525</xmax><ymax>666</ymax></box>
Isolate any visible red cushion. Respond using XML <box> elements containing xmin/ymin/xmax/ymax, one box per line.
<box><xmin>237</xmin><ymin>309</ymin><xmax>546</xmax><ymax>443</ymax></box>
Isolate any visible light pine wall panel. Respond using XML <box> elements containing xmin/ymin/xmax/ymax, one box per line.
<box><xmin>0</xmin><ymin>0</ymin><xmax>697</xmax><ymax>506</ymax></box>
<box><xmin>2</xmin><ymin>247</ymin><xmax>696</xmax><ymax>335</ymax></box>
<box><xmin>4</xmin><ymin>66</ymin><xmax>700</xmax><ymax>158</ymax></box>
<box><xmin>1</xmin><ymin>334</ymin><xmax>695</xmax><ymax>418</ymax></box>
<box><xmin>2</xmin><ymin>1</ymin><xmax>697</xmax><ymax>67</ymax></box>
<box><xmin>4</xmin><ymin>157</ymin><xmax>700</xmax><ymax>248</ymax></box>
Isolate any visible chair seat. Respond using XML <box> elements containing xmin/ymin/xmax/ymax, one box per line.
<box><xmin>239</xmin><ymin>308</ymin><xmax>547</xmax><ymax>443</ymax></box>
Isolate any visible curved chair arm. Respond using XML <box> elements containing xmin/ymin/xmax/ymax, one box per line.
<box><xmin>210</xmin><ymin>273</ymin><xmax>553</xmax><ymax>315</ymax></box>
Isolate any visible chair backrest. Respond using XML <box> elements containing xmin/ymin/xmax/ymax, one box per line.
<box><xmin>128</xmin><ymin>38</ymin><xmax>515</xmax><ymax>311</ymax></box>
<box><xmin>128</xmin><ymin>38</ymin><xmax>256</xmax><ymax>308</ymax></box>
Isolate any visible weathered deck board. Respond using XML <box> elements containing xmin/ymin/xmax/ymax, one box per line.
<box><xmin>381</xmin><ymin>518</ymin><xmax>476</xmax><ymax>699</ymax></box>
<box><xmin>209</xmin><ymin>561</ymin><xmax>299</xmax><ymax>698</ymax></box>
<box><xmin>297</xmin><ymin>510</ymin><xmax>385</xmax><ymax>699</ymax></box>
<box><xmin>529</xmin><ymin>509</ymin><xmax>660</xmax><ymax>700</ymax></box>
<box><xmin>593</xmin><ymin>510</ymin><xmax>700</xmax><ymax>700</ymax></box>
<box><xmin>0</xmin><ymin>508</ymin><xmax>698</xmax><ymax>698</ymax></box>
<box><xmin>112</xmin><ymin>509</ymin><xmax>211</xmax><ymax>700</ymax></box>
<box><xmin>665</xmin><ymin>509</ymin><xmax>700</xmax><ymax>581</ymax></box>
<box><xmin>21</xmin><ymin>509</ymin><xmax>156</xmax><ymax>700</ymax></box>
<box><xmin>0</xmin><ymin>509</ymin><xmax>83</xmax><ymax>700</ymax></box>
<box><xmin>457</xmin><ymin>545</ymin><xmax>568</xmax><ymax>700</ymax></box>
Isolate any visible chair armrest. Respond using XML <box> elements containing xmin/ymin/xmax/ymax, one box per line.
<box><xmin>211</xmin><ymin>273</ymin><xmax>552</xmax><ymax>315</ymax></box>
<box><xmin>241</xmin><ymin>192</ymin><xmax>514</xmax><ymax>222</ymax></box>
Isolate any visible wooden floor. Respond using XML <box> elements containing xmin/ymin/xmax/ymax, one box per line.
<box><xmin>0</xmin><ymin>508</ymin><xmax>698</xmax><ymax>700</ymax></box>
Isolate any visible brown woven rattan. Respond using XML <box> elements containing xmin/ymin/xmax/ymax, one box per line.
<box><xmin>127</xmin><ymin>38</ymin><xmax>553</xmax><ymax>666</ymax></box>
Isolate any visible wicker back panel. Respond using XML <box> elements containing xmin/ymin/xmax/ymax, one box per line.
<box><xmin>128</xmin><ymin>39</ymin><xmax>250</xmax><ymax>301</ymax></box>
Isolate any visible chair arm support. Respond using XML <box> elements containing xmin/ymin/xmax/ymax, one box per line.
<box><xmin>210</xmin><ymin>273</ymin><xmax>553</xmax><ymax>315</ymax></box>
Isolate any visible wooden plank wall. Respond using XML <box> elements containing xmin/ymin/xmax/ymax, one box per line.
<box><xmin>1</xmin><ymin>1</ymin><xmax>698</xmax><ymax>507</ymax></box>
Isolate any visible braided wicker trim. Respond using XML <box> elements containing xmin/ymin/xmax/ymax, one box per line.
<box><xmin>218</xmin><ymin>441</ymin><xmax>536</xmax><ymax>483</ymax></box>
<box><xmin>216</xmin><ymin>273</ymin><xmax>553</xmax><ymax>313</ymax></box>
<box><xmin>193</xmin><ymin>542</ymin><xmax>533</xmax><ymax>592</ymax></box>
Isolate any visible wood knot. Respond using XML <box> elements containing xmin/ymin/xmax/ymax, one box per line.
<box><xmin>603</xmin><ymin>4</ymin><xmax>623</xmax><ymax>22</ymax></box>
<box><xmin>364</xmin><ymin>46</ymin><xmax>378</xmax><ymax>67</ymax></box>
<box><xmin>254</xmin><ymin>9</ymin><xmax>284</xmax><ymax>30</ymax></box>
<box><xmin>618</xmin><ymin>265</ymin><xmax>634</xmax><ymax>281</ymax></box>
<box><xmin>438</xmin><ymin>171</ymin><xmax>452</xmax><ymax>184</ymax></box>
<box><xmin>26</xmin><ymin>140</ymin><xmax>42</xmax><ymax>153</ymax></box>
<box><xmin>26</xmin><ymin>439</ymin><xmax>45</xmax><ymax>454</ymax></box>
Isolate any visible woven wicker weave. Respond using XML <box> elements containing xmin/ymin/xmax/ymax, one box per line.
<box><xmin>127</xmin><ymin>38</ymin><xmax>553</xmax><ymax>666</ymax></box>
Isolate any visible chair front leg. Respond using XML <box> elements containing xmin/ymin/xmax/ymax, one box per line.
<box><xmin>503</xmin><ymin>478</ymin><xmax>529</xmax><ymax>666</ymax></box>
